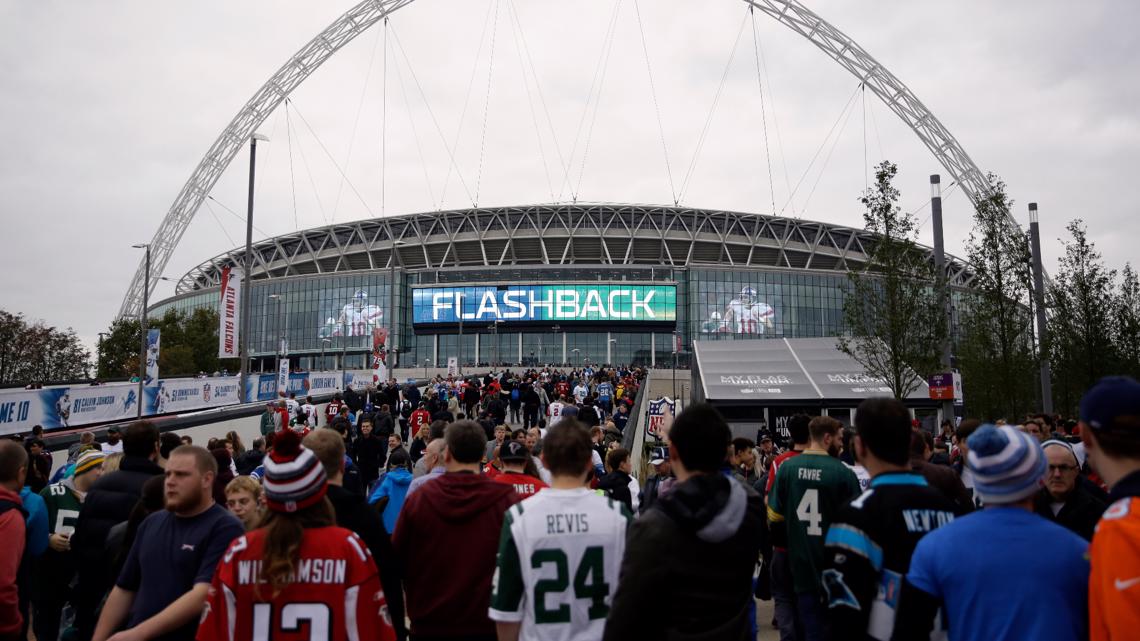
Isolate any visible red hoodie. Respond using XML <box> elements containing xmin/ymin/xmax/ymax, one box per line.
<box><xmin>392</xmin><ymin>471</ymin><xmax>518</xmax><ymax>638</ymax></box>
<box><xmin>0</xmin><ymin>486</ymin><xmax>26</xmax><ymax>639</ymax></box>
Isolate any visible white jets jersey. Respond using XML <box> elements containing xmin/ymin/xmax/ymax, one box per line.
<box><xmin>726</xmin><ymin>299</ymin><xmax>774</xmax><ymax>334</ymax></box>
<box><xmin>339</xmin><ymin>304</ymin><xmax>383</xmax><ymax>337</ymax></box>
<box><xmin>489</xmin><ymin>488</ymin><xmax>631</xmax><ymax>641</ymax></box>
<box><xmin>573</xmin><ymin>385</ymin><xmax>589</xmax><ymax>403</ymax></box>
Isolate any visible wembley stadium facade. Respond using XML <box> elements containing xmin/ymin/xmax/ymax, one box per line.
<box><xmin>150</xmin><ymin>203</ymin><xmax>974</xmax><ymax>372</ymax></box>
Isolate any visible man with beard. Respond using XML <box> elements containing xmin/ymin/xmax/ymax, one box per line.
<box><xmin>767</xmin><ymin>416</ymin><xmax>860</xmax><ymax>641</ymax></box>
<box><xmin>92</xmin><ymin>447</ymin><xmax>243</xmax><ymax>641</ymax></box>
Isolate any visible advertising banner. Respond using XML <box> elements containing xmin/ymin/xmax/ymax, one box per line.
<box><xmin>145</xmin><ymin>329</ymin><xmax>160</xmax><ymax>386</ymax></box>
<box><xmin>307</xmin><ymin>372</ymin><xmax>341</xmax><ymax>395</ymax></box>
<box><xmin>697</xmin><ymin>285</ymin><xmax>777</xmax><ymax>335</ymax></box>
<box><xmin>318</xmin><ymin>288</ymin><xmax>385</xmax><ymax>339</ymax></box>
<box><xmin>447</xmin><ymin>357</ymin><xmax>458</xmax><ymax>377</ymax></box>
<box><xmin>246</xmin><ymin>374</ymin><xmax>278</xmax><ymax>404</ymax></box>
<box><xmin>277</xmin><ymin>359</ymin><xmax>290</xmax><ymax>395</ymax></box>
<box><xmin>412</xmin><ymin>284</ymin><xmax>676</xmax><ymax>326</ymax></box>
<box><xmin>148</xmin><ymin>377</ymin><xmax>242</xmax><ymax>415</ymax></box>
<box><xmin>218</xmin><ymin>266</ymin><xmax>242</xmax><ymax>358</ymax></box>
<box><xmin>928</xmin><ymin>373</ymin><xmax>954</xmax><ymax>400</ymax></box>
<box><xmin>371</xmin><ymin>327</ymin><xmax>389</xmax><ymax>384</ymax></box>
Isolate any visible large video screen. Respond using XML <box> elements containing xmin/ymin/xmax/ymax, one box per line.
<box><xmin>412</xmin><ymin>284</ymin><xmax>676</xmax><ymax>326</ymax></box>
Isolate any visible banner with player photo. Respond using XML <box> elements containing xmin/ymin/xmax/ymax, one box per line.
<box><xmin>147</xmin><ymin>377</ymin><xmax>242</xmax><ymax>415</ymax></box>
<box><xmin>698</xmin><ymin>285</ymin><xmax>779</xmax><ymax>336</ymax></box>
<box><xmin>371</xmin><ymin>327</ymin><xmax>389</xmax><ymax>384</ymax></box>
<box><xmin>218</xmin><ymin>266</ymin><xmax>242</xmax><ymax>358</ymax></box>
<box><xmin>145</xmin><ymin>329</ymin><xmax>160</xmax><ymax>386</ymax></box>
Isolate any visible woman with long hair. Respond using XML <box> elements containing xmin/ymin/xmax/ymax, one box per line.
<box><xmin>197</xmin><ymin>429</ymin><xmax>396</xmax><ymax>641</ymax></box>
<box><xmin>225</xmin><ymin>430</ymin><xmax>247</xmax><ymax>456</ymax></box>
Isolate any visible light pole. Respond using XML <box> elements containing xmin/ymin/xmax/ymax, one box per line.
<box><xmin>321</xmin><ymin>338</ymin><xmax>332</xmax><ymax>371</ymax></box>
<box><xmin>608</xmin><ymin>337</ymin><xmax>617</xmax><ymax>366</ymax></box>
<box><xmin>490</xmin><ymin>319</ymin><xmax>504</xmax><ymax>367</ymax></box>
<box><xmin>671</xmin><ymin>330</ymin><xmax>680</xmax><ymax>400</ymax></box>
<box><xmin>97</xmin><ymin>332</ymin><xmax>108</xmax><ymax>380</ymax></box>
<box><xmin>268</xmin><ymin>294</ymin><xmax>285</xmax><ymax>389</ymax></box>
<box><xmin>239</xmin><ymin>133</ymin><xmax>268</xmax><ymax>402</ymax></box>
<box><xmin>131</xmin><ymin>243</ymin><xmax>150</xmax><ymax>417</ymax></box>
<box><xmin>424</xmin><ymin>358</ymin><xmax>431</xmax><ymax>379</ymax></box>
<box><xmin>388</xmin><ymin>239</ymin><xmax>406</xmax><ymax>373</ymax></box>
<box><xmin>571</xmin><ymin>348</ymin><xmax>581</xmax><ymax>370</ymax></box>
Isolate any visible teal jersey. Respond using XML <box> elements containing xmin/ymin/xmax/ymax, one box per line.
<box><xmin>768</xmin><ymin>450</ymin><xmax>860</xmax><ymax>594</ymax></box>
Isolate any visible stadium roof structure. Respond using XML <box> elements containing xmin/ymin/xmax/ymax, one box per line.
<box><xmin>174</xmin><ymin>203</ymin><xmax>974</xmax><ymax>294</ymax></box>
<box><xmin>692</xmin><ymin>337</ymin><xmax>933</xmax><ymax>406</ymax></box>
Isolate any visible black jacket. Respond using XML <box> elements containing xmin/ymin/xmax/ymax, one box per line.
<box><xmin>597</xmin><ymin>470</ymin><xmax>635</xmax><ymax>513</ymax></box>
<box><xmin>371</xmin><ymin>411</ymin><xmax>395</xmax><ymax>439</ymax></box>
<box><xmin>1033</xmin><ymin>485</ymin><xmax>1107</xmax><ymax>541</ymax></box>
<box><xmin>73</xmin><ymin>456</ymin><xmax>164</xmax><ymax>555</ymax></box>
<box><xmin>326</xmin><ymin>485</ymin><xmax>407</xmax><ymax>641</ymax></box>
<box><xmin>72</xmin><ymin>456</ymin><xmax>164</xmax><ymax>638</ymax></box>
<box><xmin>604</xmin><ymin>473</ymin><xmax>763</xmax><ymax>641</ymax></box>
<box><xmin>235</xmin><ymin>449</ymin><xmax>265</xmax><ymax>476</ymax></box>
<box><xmin>353</xmin><ymin>435</ymin><xmax>386</xmax><ymax>484</ymax></box>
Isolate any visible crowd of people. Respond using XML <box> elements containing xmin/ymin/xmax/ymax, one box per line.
<box><xmin>0</xmin><ymin>367</ymin><xmax>1137</xmax><ymax>641</ymax></box>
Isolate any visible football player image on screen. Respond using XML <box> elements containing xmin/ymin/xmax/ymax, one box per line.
<box><xmin>320</xmin><ymin>289</ymin><xmax>384</xmax><ymax>338</ymax></box>
<box><xmin>699</xmin><ymin>311</ymin><xmax>730</xmax><ymax>334</ymax></box>
<box><xmin>722</xmin><ymin>286</ymin><xmax>775</xmax><ymax>334</ymax></box>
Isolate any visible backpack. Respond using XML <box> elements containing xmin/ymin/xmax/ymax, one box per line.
<box><xmin>511</xmin><ymin>388</ymin><xmax>520</xmax><ymax>402</ymax></box>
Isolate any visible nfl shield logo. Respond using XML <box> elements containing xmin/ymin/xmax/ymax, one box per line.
<box><xmin>646</xmin><ymin>397</ymin><xmax>676</xmax><ymax>440</ymax></box>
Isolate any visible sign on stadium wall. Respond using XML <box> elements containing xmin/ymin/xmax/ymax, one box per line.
<box><xmin>412</xmin><ymin>283</ymin><xmax>677</xmax><ymax>327</ymax></box>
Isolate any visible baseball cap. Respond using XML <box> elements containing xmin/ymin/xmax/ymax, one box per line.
<box><xmin>501</xmin><ymin>441</ymin><xmax>530</xmax><ymax>462</ymax></box>
<box><xmin>1079</xmin><ymin>376</ymin><xmax>1140</xmax><ymax>435</ymax></box>
<box><xmin>649</xmin><ymin>446</ymin><xmax>669</xmax><ymax>465</ymax></box>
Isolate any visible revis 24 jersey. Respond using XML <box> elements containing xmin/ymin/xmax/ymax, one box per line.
<box><xmin>490</xmin><ymin>488</ymin><xmax>631</xmax><ymax>641</ymax></box>
<box><xmin>197</xmin><ymin>525</ymin><xmax>395</xmax><ymax>641</ymax></box>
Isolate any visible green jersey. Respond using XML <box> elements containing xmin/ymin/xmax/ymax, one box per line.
<box><xmin>768</xmin><ymin>450</ymin><xmax>860</xmax><ymax>594</ymax></box>
<box><xmin>40</xmin><ymin>481</ymin><xmax>83</xmax><ymax>536</ymax></box>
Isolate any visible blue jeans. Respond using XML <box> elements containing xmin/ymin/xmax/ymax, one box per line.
<box><xmin>796</xmin><ymin>591</ymin><xmax>830</xmax><ymax>641</ymax></box>
<box><xmin>771</xmin><ymin>549</ymin><xmax>799</xmax><ymax>641</ymax></box>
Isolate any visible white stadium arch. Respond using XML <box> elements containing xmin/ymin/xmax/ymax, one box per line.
<box><xmin>119</xmin><ymin>0</ymin><xmax>1004</xmax><ymax>318</ymax></box>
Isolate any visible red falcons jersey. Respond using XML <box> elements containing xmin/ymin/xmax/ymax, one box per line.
<box><xmin>197</xmin><ymin>526</ymin><xmax>395</xmax><ymax>641</ymax></box>
<box><xmin>493</xmin><ymin>472</ymin><xmax>548</xmax><ymax>499</ymax></box>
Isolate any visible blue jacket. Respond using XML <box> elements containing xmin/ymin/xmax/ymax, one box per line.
<box><xmin>368</xmin><ymin>468</ymin><xmax>414</xmax><ymax>533</ymax></box>
<box><xmin>19</xmin><ymin>487</ymin><xmax>49</xmax><ymax>557</ymax></box>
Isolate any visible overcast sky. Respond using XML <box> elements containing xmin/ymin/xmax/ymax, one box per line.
<box><xmin>2</xmin><ymin>0</ymin><xmax>1137</xmax><ymax>350</ymax></box>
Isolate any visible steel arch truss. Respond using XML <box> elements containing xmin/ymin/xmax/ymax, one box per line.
<box><xmin>122</xmin><ymin>0</ymin><xmax>994</xmax><ymax>318</ymax></box>
<box><xmin>174</xmin><ymin>203</ymin><xmax>975</xmax><ymax>292</ymax></box>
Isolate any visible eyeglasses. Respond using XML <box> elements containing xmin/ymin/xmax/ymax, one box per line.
<box><xmin>1047</xmin><ymin>464</ymin><xmax>1078</xmax><ymax>474</ymax></box>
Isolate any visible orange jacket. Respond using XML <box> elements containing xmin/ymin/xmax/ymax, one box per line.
<box><xmin>1089</xmin><ymin>484</ymin><xmax>1140</xmax><ymax>641</ymax></box>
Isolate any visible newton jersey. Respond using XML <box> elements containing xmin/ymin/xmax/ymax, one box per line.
<box><xmin>197</xmin><ymin>526</ymin><xmax>395</xmax><ymax>641</ymax></box>
<box><xmin>490</xmin><ymin>488</ymin><xmax>631</xmax><ymax>641</ymax></box>
<box><xmin>768</xmin><ymin>450</ymin><xmax>861</xmax><ymax>594</ymax></box>
<box><xmin>821</xmin><ymin>472</ymin><xmax>957</xmax><ymax>640</ymax></box>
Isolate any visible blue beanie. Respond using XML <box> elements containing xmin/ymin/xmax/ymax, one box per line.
<box><xmin>967</xmin><ymin>424</ymin><xmax>1046</xmax><ymax>505</ymax></box>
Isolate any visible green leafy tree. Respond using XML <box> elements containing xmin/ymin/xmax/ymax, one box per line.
<box><xmin>97</xmin><ymin>307</ymin><xmax>233</xmax><ymax>380</ymax></box>
<box><xmin>956</xmin><ymin>175</ymin><xmax>1038</xmax><ymax>420</ymax></box>
<box><xmin>0</xmin><ymin>310</ymin><xmax>91</xmax><ymax>385</ymax></box>
<box><xmin>1048</xmin><ymin>220</ymin><xmax>1118</xmax><ymax>414</ymax></box>
<box><xmin>97</xmin><ymin>317</ymin><xmax>141</xmax><ymax>379</ymax></box>
<box><xmin>838</xmin><ymin>161</ymin><xmax>947</xmax><ymax>399</ymax></box>
<box><xmin>1113</xmin><ymin>263</ymin><xmax>1140</xmax><ymax>378</ymax></box>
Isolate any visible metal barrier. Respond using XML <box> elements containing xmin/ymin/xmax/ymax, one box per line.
<box><xmin>622</xmin><ymin>372</ymin><xmax>653</xmax><ymax>478</ymax></box>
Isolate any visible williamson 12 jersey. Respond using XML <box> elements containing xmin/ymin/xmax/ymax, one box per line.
<box><xmin>197</xmin><ymin>525</ymin><xmax>395</xmax><ymax>641</ymax></box>
<box><xmin>489</xmin><ymin>487</ymin><xmax>631</xmax><ymax>641</ymax></box>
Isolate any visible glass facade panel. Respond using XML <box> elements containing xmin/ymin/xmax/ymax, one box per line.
<box><xmin>150</xmin><ymin>265</ymin><xmax>962</xmax><ymax>370</ymax></box>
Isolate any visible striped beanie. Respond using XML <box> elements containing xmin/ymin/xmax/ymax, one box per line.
<box><xmin>74</xmin><ymin>450</ymin><xmax>105</xmax><ymax>476</ymax></box>
<box><xmin>261</xmin><ymin>427</ymin><xmax>327</xmax><ymax>513</ymax></box>
<box><xmin>967</xmin><ymin>424</ymin><xmax>1047</xmax><ymax>505</ymax></box>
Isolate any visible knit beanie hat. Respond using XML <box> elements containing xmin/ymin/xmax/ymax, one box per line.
<box><xmin>74</xmin><ymin>450</ymin><xmax>105</xmax><ymax>476</ymax></box>
<box><xmin>261</xmin><ymin>428</ymin><xmax>327</xmax><ymax>513</ymax></box>
<box><xmin>967</xmin><ymin>424</ymin><xmax>1047</xmax><ymax>504</ymax></box>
